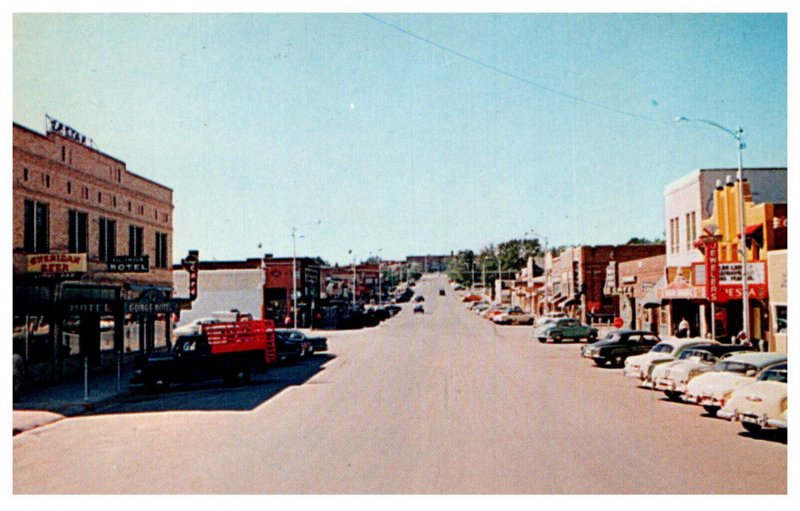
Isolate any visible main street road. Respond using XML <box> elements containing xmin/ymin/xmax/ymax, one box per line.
<box><xmin>14</xmin><ymin>275</ymin><xmax>786</xmax><ymax>494</ymax></box>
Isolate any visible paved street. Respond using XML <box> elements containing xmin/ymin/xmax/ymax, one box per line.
<box><xmin>13</xmin><ymin>274</ymin><xmax>786</xmax><ymax>494</ymax></box>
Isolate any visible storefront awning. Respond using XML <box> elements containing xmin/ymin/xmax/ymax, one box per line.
<box><xmin>641</xmin><ymin>275</ymin><xmax>666</xmax><ymax>308</ymax></box>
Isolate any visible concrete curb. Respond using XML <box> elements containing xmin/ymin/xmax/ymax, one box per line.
<box><xmin>13</xmin><ymin>410</ymin><xmax>66</xmax><ymax>436</ymax></box>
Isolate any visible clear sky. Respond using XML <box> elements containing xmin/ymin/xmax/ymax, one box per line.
<box><xmin>11</xmin><ymin>9</ymin><xmax>789</xmax><ymax>266</ymax></box>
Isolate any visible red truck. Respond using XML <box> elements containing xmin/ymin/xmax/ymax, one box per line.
<box><xmin>131</xmin><ymin>318</ymin><xmax>277</xmax><ymax>391</ymax></box>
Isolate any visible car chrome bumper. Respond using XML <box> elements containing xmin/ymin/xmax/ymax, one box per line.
<box><xmin>766</xmin><ymin>418</ymin><xmax>787</xmax><ymax>429</ymax></box>
<box><xmin>716</xmin><ymin>409</ymin><xmax>737</xmax><ymax>420</ymax></box>
<box><xmin>622</xmin><ymin>366</ymin><xmax>642</xmax><ymax>378</ymax></box>
<box><xmin>653</xmin><ymin>379</ymin><xmax>675</xmax><ymax>392</ymax></box>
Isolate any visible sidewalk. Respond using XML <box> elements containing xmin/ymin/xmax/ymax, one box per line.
<box><xmin>13</xmin><ymin>359</ymin><xmax>136</xmax><ymax>435</ymax></box>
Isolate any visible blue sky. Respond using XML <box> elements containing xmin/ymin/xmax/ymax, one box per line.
<box><xmin>12</xmin><ymin>11</ymin><xmax>789</xmax><ymax>265</ymax></box>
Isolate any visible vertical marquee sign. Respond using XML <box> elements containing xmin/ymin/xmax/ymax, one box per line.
<box><xmin>704</xmin><ymin>238</ymin><xmax>720</xmax><ymax>302</ymax></box>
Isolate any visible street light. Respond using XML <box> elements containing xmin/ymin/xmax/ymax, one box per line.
<box><xmin>291</xmin><ymin>227</ymin><xmax>305</xmax><ymax>328</ymax></box>
<box><xmin>676</xmin><ymin>116</ymin><xmax>749</xmax><ymax>340</ymax></box>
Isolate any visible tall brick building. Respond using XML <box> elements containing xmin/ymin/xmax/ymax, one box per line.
<box><xmin>13</xmin><ymin>120</ymin><xmax>175</xmax><ymax>383</ymax></box>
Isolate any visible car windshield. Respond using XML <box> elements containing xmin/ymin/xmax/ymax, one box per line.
<box><xmin>651</xmin><ymin>343</ymin><xmax>673</xmax><ymax>353</ymax></box>
<box><xmin>712</xmin><ymin>361</ymin><xmax>757</xmax><ymax>374</ymax></box>
<box><xmin>680</xmin><ymin>349</ymin><xmax>713</xmax><ymax>362</ymax></box>
<box><xmin>757</xmin><ymin>369</ymin><xmax>787</xmax><ymax>383</ymax></box>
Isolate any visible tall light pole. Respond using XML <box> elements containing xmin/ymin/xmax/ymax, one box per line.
<box><xmin>291</xmin><ymin>227</ymin><xmax>304</xmax><ymax>328</ymax></box>
<box><xmin>676</xmin><ymin>116</ymin><xmax>749</xmax><ymax>341</ymax></box>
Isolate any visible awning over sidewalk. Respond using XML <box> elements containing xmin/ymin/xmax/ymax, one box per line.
<box><xmin>641</xmin><ymin>275</ymin><xmax>667</xmax><ymax>308</ymax></box>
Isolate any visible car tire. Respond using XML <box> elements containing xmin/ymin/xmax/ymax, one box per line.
<box><xmin>593</xmin><ymin>358</ymin><xmax>606</xmax><ymax>367</ymax></box>
<box><xmin>613</xmin><ymin>355</ymin><xmax>625</xmax><ymax>368</ymax></box>
<box><xmin>588</xmin><ymin>333</ymin><xmax>597</xmax><ymax>342</ymax></box>
<box><xmin>742</xmin><ymin>422</ymin><xmax>762</xmax><ymax>433</ymax></box>
<box><xmin>552</xmin><ymin>334</ymin><xmax>562</xmax><ymax>343</ymax></box>
<box><xmin>664</xmin><ymin>390</ymin><xmax>681</xmax><ymax>401</ymax></box>
<box><xmin>703</xmin><ymin>405</ymin><xmax>720</xmax><ymax>416</ymax></box>
<box><xmin>537</xmin><ymin>337</ymin><xmax>547</xmax><ymax>343</ymax></box>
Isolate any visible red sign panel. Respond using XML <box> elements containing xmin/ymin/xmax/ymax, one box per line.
<box><xmin>705</xmin><ymin>240</ymin><xmax>720</xmax><ymax>302</ymax></box>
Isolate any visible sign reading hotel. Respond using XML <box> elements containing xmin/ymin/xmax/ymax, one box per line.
<box><xmin>46</xmin><ymin>114</ymin><xmax>93</xmax><ymax>146</ymax></box>
<box><xmin>27</xmin><ymin>253</ymin><xmax>87</xmax><ymax>277</ymax></box>
<box><xmin>108</xmin><ymin>255</ymin><xmax>150</xmax><ymax>273</ymax></box>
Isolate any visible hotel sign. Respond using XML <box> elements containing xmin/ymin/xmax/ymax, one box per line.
<box><xmin>108</xmin><ymin>256</ymin><xmax>150</xmax><ymax>273</ymax></box>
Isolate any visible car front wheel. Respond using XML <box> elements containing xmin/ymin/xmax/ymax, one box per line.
<box><xmin>742</xmin><ymin>422</ymin><xmax>762</xmax><ymax>433</ymax></box>
<box><xmin>703</xmin><ymin>405</ymin><xmax>720</xmax><ymax>416</ymax></box>
<box><xmin>537</xmin><ymin>337</ymin><xmax>547</xmax><ymax>343</ymax></box>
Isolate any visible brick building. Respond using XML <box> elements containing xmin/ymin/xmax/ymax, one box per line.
<box><xmin>545</xmin><ymin>244</ymin><xmax>666</xmax><ymax>323</ymax></box>
<box><xmin>13</xmin><ymin>119</ymin><xmax>175</xmax><ymax>383</ymax></box>
<box><xmin>611</xmin><ymin>254</ymin><xmax>667</xmax><ymax>332</ymax></box>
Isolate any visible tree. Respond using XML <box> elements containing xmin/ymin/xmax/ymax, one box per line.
<box><xmin>625</xmin><ymin>237</ymin><xmax>665</xmax><ymax>245</ymax></box>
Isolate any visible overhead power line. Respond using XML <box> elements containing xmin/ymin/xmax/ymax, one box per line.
<box><xmin>362</xmin><ymin>13</ymin><xmax>674</xmax><ymax>127</ymax></box>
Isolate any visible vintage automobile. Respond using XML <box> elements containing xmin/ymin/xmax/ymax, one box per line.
<box><xmin>718</xmin><ymin>363</ymin><xmax>787</xmax><ymax>432</ymax></box>
<box><xmin>651</xmin><ymin>344</ymin><xmax>754</xmax><ymax>400</ymax></box>
<box><xmin>534</xmin><ymin>317</ymin><xmax>598</xmax><ymax>343</ymax></box>
<box><xmin>275</xmin><ymin>329</ymin><xmax>328</xmax><ymax>354</ymax></box>
<box><xmin>683</xmin><ymin>352</ymin><xmax>787</xmax><ymax>416</ymax></box>
<box><xmin>491</xmin><ymin>306</ymin><xmax>535</xmax><ymax>325</ymax></box>
<box><xmin>622</xmin><ymin>338</ymin><xmax>715</xmax><ymax>382</ymax></box>
<box><xmin>581</xmin><ymin>330</ymin><xmax>661</xmax><ymax>367</ymax></box>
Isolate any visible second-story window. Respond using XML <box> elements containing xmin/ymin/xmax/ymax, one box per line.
<box><xmin>128</xmin><ymin>225</ymin><xmax>144</xmax><ymax>257</ymax></box>
<box><xmin>24</xmin><ymin>199</ymin><xmax>50</xmax><ymax>253</ymax></box>
<box><xmin>68</xmin><ymin>209</ymin><xmax>88</xmax><ymax>253</ymax></box>
<box><xmin>155</xmin><ymin>232</ymin><xmax>168</xmax><ymax>268</ymax></box>
<box><xmin>99</xmin><ymin>217</ymin><xmax>117</xmax><ymax>263</ymax></box>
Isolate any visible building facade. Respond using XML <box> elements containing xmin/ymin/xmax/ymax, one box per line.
<box><xmin>658</xmin><ymin>168</ymin><xmax>787</xmax><ymax>340</ymax></box>
<box><xmin>13</xmin><ymin>120</ymin><xmax>175</xmax><ymax>384</ymax></box>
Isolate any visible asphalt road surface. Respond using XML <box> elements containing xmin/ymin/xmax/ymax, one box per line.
<box><xmin>13</xmin><ymin>275</ymin><xmax>787</xmax><ymax>494</ymax></box>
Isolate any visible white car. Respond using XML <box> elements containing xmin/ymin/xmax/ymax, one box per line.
<box><xmin>717</xmin><ymin>363</ymin><xmax>787</xmax><ymax>432</ymax></box>
<box><xmin>492</xmin><ymin>306</ymin><xmax>534</xmax><ymax>325</ymax></box>
<box><xmin>623</xmin><ymin>338</ymin><xmax>716</xmax><ymax>383</ymax></box>
<box><xmin>172</xmin><ymin>317</ymin><xmax>222</xmax><ymax>337</ymax></box>
<box><xmin>652</xmin><ymin>345</ymin><xmax>756</xmax><ymax>400</ymax></box>
<box><xmin>683</xmin><ymin>352</ymin><xmax>787</xmax><ymax>416</ymax></box>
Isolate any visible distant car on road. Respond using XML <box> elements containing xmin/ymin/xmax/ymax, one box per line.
<box><xmin>414</xmin><ymin>304</ymin><xmax>425</xmax><ymax>314</ymax></box>
<box><xmin>439</xmin><ymin>289</ymin><xmax>446</xmax><ymax>296</ymax></box>
<box><xmin>581</xmin><ymin>330</ymin><xmax>661</xmax><ymax>367</ymax></box>
<box><xmin>534</xmin><ymin>317</ymin><xmax>598</xmax><ymax>343</ymax></box>
<box><xmin>415</xmin><ymin>295</ymin><xmax>425</xmax><ymax>303</ymax></box>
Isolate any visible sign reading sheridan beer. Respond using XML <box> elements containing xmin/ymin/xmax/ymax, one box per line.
<box><xmin>27</xmin><ymin>253</ymin><xmax>87</xmax><ymax>277</ymax></box>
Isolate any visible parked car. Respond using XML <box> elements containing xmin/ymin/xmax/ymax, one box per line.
<box><xmin>439</xmin><ymin>289</ymin><xmax>446</xmax><ymax>296</ymax></box>
<box><xmin>533</xmin><ymin>312</ymin><xmax>567</xmax><ymax>327</ymax></box>
<box><xmin>622</xmin><ymin>338</ymin><xmax>715</xmax><ymax>382</ymax></box>
<box><xmin>492</xmin><ymin>306</ymin><xmax>534</xmax><ymax>325</ymax></box>
<box><xmin>414</xmin><ymin>304</ymin><xmax>425</xmax><ymax>314</ymax></box>
<box><xmin>718</xmin><ymin>363</ymin><xmax>787</xmax><ymax>432</ymax></box>
<box><xmin>683</xmin><ymin>352</ymin><xmax>788</xmax><ymax>416</ymax></box>
<box><xmin>534</xmin><ymin>317</ymin><xmax>598</xmax><ymax>343</ymax></box>
<box><xmin>415</xmin><ymin>295</ymin><xmax>425</xmax><ymax>303</ymax></box>
<box><xmin>462</xmin><ymin>294</ymin><xmax>482</xmax><ymax>302</ymax></box>
<box><xmin>275</xmin><ymin>329</ymin><xmax>328</xmax><ymax>354</ymax></box>
<box><xmin>173</xmin><ymin>317</ymin><xmax>223</xmax><ymax>337</ymax></box>
<box><xmin>652</xmin><ymin>344</ymin><xmax>755</xmax><ymax>400</ymax></box>
<box><xmin>274</xmin><ymin>329</ymin><xmax>313</xmax><ymax>362</ymax></box>
<box><xmin>384</xmin><ymin>304</ymin><xmax>402</xmax><ymax>316</ymax></box>
<box><xmin>581</xmin><ymin>330</ymin><xmax>661</xmax><ymax>367</ymax></box>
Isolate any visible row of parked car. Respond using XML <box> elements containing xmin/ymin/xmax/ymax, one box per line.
<box><xmin>462</xmin><ymin>296</ymin><xmax>536</xmax><ymax>325</ymax></box>
<box><xmin>578</xmin><ymin>330</ymin><xmax>787</xmax><ymax>435</ymax></box>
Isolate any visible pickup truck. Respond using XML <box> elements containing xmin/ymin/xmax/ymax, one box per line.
<box><xmin>131</xmin><ymin>318</ymin><xmax>277</xmax><ymax>391</ymax></box>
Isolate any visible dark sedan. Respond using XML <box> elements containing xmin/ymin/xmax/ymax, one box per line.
<box><xmin>581</xmin><ymin>330</ymin><xmax>661</xmax><ymax>367</ymax></box>
<box><xmin>275</xmin><ymin>329</ymin><xmax>328</xmax><ymax>354</ymax></box>
<box><xmin>274</xmin><ymin>330</ymin><xmax>313</xmax><ymax>361</ymax></box>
